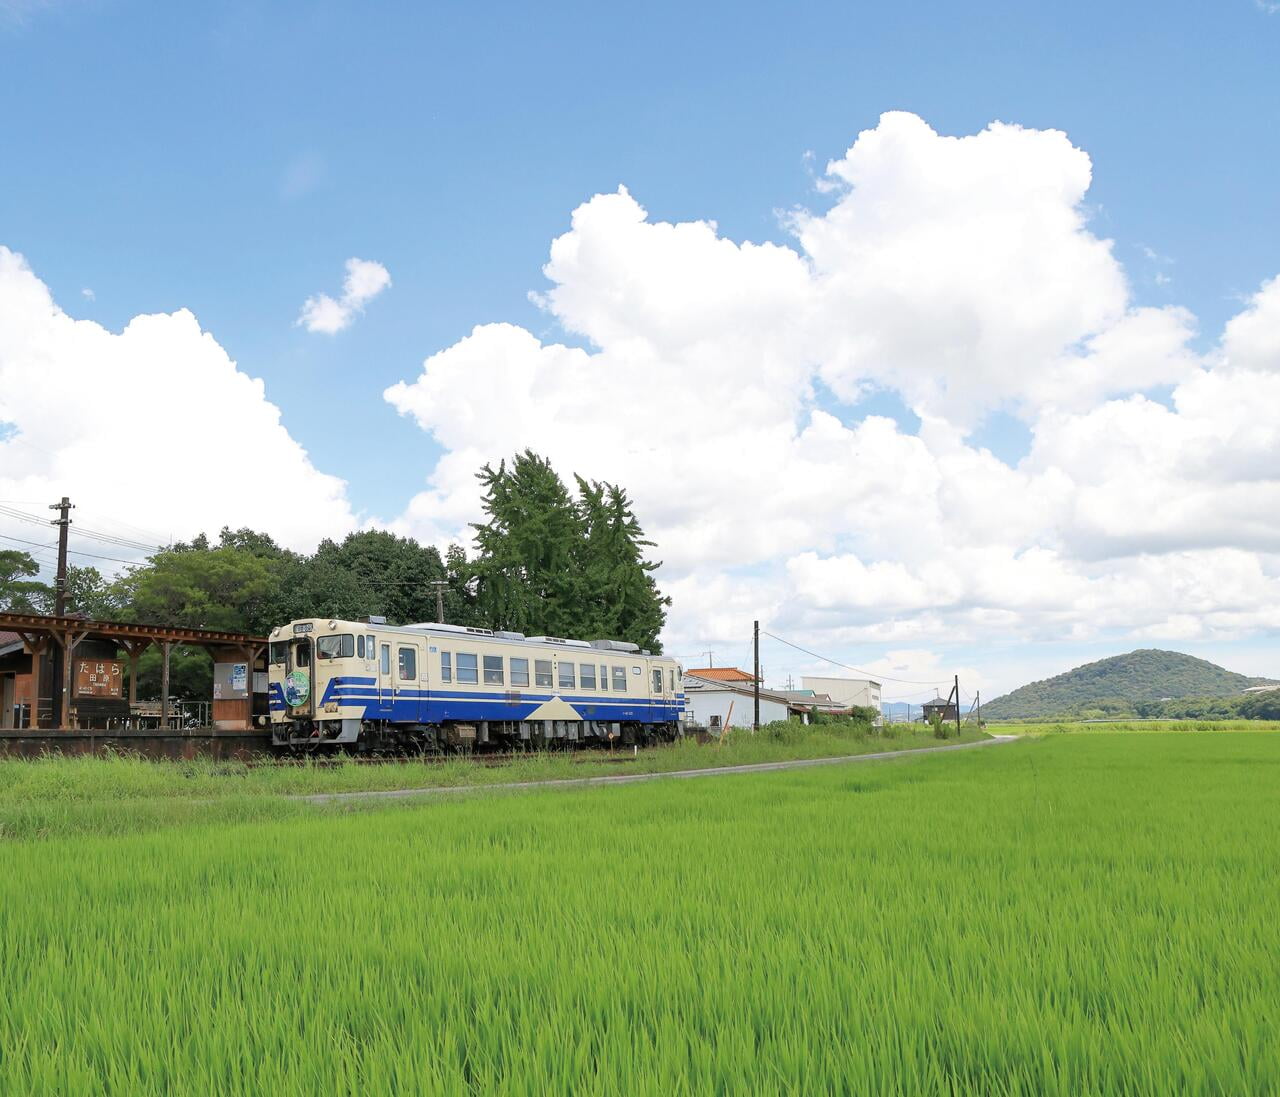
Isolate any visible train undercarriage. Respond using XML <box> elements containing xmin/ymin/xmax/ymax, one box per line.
<box><xmin>272</xmin><ymin>717</ymin><xmax>683</xmax><ymax>755</ymax></box>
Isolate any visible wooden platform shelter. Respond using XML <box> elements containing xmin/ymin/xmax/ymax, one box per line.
<box><xmin>0</xmin><ymin>612</ymin><xmax>268</xmax><ymax>731</ymax></box>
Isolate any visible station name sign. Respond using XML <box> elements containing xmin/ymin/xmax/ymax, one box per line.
<box><xmin>76</xmin><ymin>659</ymin><xmax>123</xmax><ymax>699</ymax></box>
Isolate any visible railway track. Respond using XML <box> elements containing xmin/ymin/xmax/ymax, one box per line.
<box><xmin>250</xmin><ymin>747</ymin><xmax>642</xmax><ymax>768</ymax></box>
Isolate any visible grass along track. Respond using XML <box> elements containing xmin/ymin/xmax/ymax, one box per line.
<box><xmin>0</xmin><ymin>724</ymin><xmax>986</xmax><ymax>840</ymax></box>
<box><xmin>297</xmin><ymin>733</ymin><xmax>1016</xmax><ymax>803</ymax></box>
<box><xmin>0</xmin><ymin>731</ymin><xmax>1277</xmax><ymax>1093</ymax></box>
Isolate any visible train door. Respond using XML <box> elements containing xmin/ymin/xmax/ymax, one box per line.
<box><xmin>376</xmin><ymin>641</ymin><xmax>395</xmax><ymax>717</ymax></box>
<box><xmin>395</xmin><ymin>640</ymin><xmax>424</xmax><ymax>721</ymax></box>
<box><xmin>651</xmin><ymin>664</ymin><xmax>668</xmax><ymax>725</ymax></box>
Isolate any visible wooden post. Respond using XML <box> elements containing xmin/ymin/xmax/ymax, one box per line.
<box><xmin>118</xmin><ymin>639</ymin><xmax>149</xmax><ymax>727</ymax></box>
<box><xmin>56</xmin><ymin>629</ymin><xmax>88</xmax><ymax>731</ymax></box>
<box><xmin>160</xmin><ymin>640</ymin><xmax>172</xmax><ymax>729</ymax></box>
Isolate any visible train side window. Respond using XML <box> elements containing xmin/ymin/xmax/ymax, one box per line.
<box><xmin>611</xmin><ymin>666</ymin><xmax>626</xmax><ymax>691</ymax></box>
<box><xmin>366</xmin><ymin>635</ymin><xmax>375</xmax><ymax>661</ymax></box>
<box><xmin>483</xmin><ymin>655</ymin><xmax>504</xmax><ymax>685</ymax></box>
<box><xmin>379</xmin><ymin>644</ymin><xmax>390</xmax><ymax>674</ymax></box>
<box><xmin>510</xmin><ymin>658</ymin><xmax>530</xmax><ymax>687</ymax></box>
<box><xmin>398</xmin><ymin>647</ymin><xmax>416</xmax><ymax>681</ymax></box>
<box><xmin>357</xmin><ymin>635</ymin><xmax>365</xmax><ymax>659</ymax></box>
<box><xmin>652</xmin><ymin>669</ymin><xmax>662</xmax><ymax>693</ymax></box>
<box><xmin>668</xmin><ymin>668</ymin><xmax>675</xmax><ymax>691</ymax></box>
<box><xmin>535</xmin><ymin>660</ymin><xmax>553</xmax><ymax>687</ymax></box>
<box><xmin>558</xmin><ymin>662</ymin><xmax>576</xmax><ymax>689</ymax></box>
<box><xmin>456</xmin><ymin>653</ymin><xmax>478</xmax><ymax>684</ymax></box>
<box><xmin>600</xmin><ymin>664</ymin><xmax>607</xmax><ymax>687</ymax></box>
<box><xmin>580</xmin><ymin>663</ymin><xmax>596</xmax><ymax>689</ymax></box>
<box><xmin>440</xmin><ymin>651</ymin><xmax>452</xmax><ymax>682</ymax></box>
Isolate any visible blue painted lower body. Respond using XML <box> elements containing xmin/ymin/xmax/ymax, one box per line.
<box><xmin>269</xmin><ymin>677</ymin><xmax>684</xmax><ymax>726</ymax></box>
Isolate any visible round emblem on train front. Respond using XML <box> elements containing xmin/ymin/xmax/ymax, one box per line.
<box><xmin>284</xmin><ymin>670</ymin><xmax>310</xmax><ymax>707</ymax></box>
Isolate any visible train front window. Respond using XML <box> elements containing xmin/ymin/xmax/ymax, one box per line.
<box><xmin>269</xmin><ymin>642</ymin><xmax>289</xmax><ymax>665</ymax></box>
<box><xmin>295</xmin><ymin>641</ymin><xmax>311</xmax><ymax>669</ymax></box>
<box><xmin>317</xmin><ymin>635</ymin><xmax>354</xmax><ymax>660</ymax></box>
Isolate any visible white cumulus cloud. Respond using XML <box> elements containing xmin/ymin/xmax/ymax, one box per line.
<box><xmin>297</xmin><ymin>257</ymin><xmax>391</xmax><ymax>335</ymax></box>
<box><xmin>385</xmin><ymin>112</ymin><xmax>1280</xmax><ymax>690</ymax></box>
<box><xmin>0</xmin><ymin>246</ymin><xmax>357</xmax><ymax>558</ymax></box>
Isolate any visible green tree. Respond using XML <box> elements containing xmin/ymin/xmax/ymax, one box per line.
<box><xmin>0</xmin><ymin>550</ymin><xmax>48</xmax><ymax>611</ymax></box>
<box><xmin>118</xmin><ymin>542</ymin><xmax>285</xmax><ymax>634</ymax></box>
<box><xmin>470</xmin><ymin>451</ymin><xmax>669</xmax><ymax>649</ymax></box>
<box><xmin>301</xmin><ymin>530</ymin><xmax>448</xmax><ymax>624</ymax></box>
<box><xmin>471</xmin><ymin>451</ymin><xmax>587</xmax><ymax>637</ymax></box>
<box><xmin>574</xmin><ymin>477</ymin><xmax>669</xmax><ymax>651</ymax></box>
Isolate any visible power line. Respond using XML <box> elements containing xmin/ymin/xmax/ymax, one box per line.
<box><xmin>0</xmin><ymin>530</ymin><xmax>143</xmax><ymax>567</ymax></box>
<box><xmin>0</xmin><ymin>503</ymin><xmax>163</xmax><ymax>553</ymax></box>
<box><xmin>760</xmin><ymin>629</ymin><xmax>944</xmax><ymax>686</ymax></box>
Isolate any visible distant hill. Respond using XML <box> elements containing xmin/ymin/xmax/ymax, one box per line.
<box><xmin>983</xmin><ymin>649</ymin><xmax>1278</xmax><ymax>721</ymax></box>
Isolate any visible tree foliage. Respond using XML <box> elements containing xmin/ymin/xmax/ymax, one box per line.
<box><xmin>0</xmin><ymin>550</ymin><xmax>46</xmax><ymax>612</ymax></box>
<box><xmin>471</xmin><ymin>451</ymin><xmax>669</xmax><ymax>650</ymax></box>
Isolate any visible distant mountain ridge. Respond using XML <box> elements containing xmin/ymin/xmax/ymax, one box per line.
<box><xmin>983</xmin><ymin>649</ymin><xmax>1279</xmax><ymax>721</ymax></box>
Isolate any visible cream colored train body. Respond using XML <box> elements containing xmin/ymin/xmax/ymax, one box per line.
<box><xmin>267</xmin><ymin>617</ymin><xmax>684</xmax><ymax>750</ymax></box>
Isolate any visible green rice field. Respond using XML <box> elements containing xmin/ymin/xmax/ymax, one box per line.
<box><xmin>1</xmin><ymin>732</ymin><xmax>1276</xmax><ymax>1094</ymax></box>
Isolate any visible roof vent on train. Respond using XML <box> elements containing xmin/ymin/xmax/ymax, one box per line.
<box><xmin>589</xmin><ymin>639</ymin><xmax>640</xmax><ymax>653</ymax></box>
<box><xmin>493</xmin><ymin>630</ymin><xmax>526</xmax><ymax>640</ymax></box>
<box><xmin>526</xmin><ymin>636</ymin><xmax>592</xmax><ymax>648</ymax></box>
<box><xmin>357</xmin><ymin>615</ymin><xmax>388</xmax><ymax>624</ymax></box>
<box><xmin>406</xmin><ymin>622</ymin><xmax>496</xmax><ymax>636</ymax></box>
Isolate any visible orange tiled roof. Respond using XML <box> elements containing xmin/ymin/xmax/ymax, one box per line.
<box><xmin>685</xmin><ymin>667</ymin><xmax>758</xmax><ymax>683</ymax></box>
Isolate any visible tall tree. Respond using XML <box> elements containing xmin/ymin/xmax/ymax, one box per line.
<box><xmin>469</xmin><ymin>451</ymin><xmax>669</xmax><ymax>649</ymax></box>
<box><xmin>574</xmin><ymin>477</ymin><xmax>669</xmax><ymax>652</ymax></box>
<box><xmin>471</xmin><ymin>451</ymin><xmax>587</xmax><ymax>637</ymax></box>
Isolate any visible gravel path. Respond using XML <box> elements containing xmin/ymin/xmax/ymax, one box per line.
<box><xmin>297</xmin><ymin>734</ymin><xmax>1020</xmax><ymax>805</ymax></box>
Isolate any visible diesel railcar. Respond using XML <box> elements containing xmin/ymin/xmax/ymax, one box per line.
<box><xmin>267</xmin><ymin>617</ymin><xmax>684</xmax><ymax>751</ymax></box>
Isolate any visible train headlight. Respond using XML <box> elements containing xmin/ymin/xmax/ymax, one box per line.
<box><xmin>328</xmin><ymin>620</ymin><xmax>337</xmax><ymax>630</ymax></box>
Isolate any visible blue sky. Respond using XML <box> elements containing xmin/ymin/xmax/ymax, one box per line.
<box><xmin>2</xmin><ymin>0</ymin><xmax>1279</xmax><ymax>693</ymax></box>
<box><xmin>5</xmin><ymin>0</ymin><xmax>1277</xmax><ymax>511</ymax></box>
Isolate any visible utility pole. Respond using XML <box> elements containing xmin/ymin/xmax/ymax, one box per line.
<box><xmin>428</xmin><ymin>580</ymin><xmax>448</xmax><ymax>623</ymax></box>
<box><xmin>752</xmin><ymin>620</ymin><xmax>760</xmax><ymax>733</ymax></box>
<box><xmin>701</xmin><ymin>650</ymin><xmax>714</xmax><ymax>668</ymax></box>
<box><xmin>49</xmin><ymin>496</ymin><xmax>73</xmax><ymax>729</ymax></box>
<box><xmin>50</xmin><ymin>496</ymin><xmax>73</xmax><ymax>616</ymax></box>
<box><xmin>954</xmin><ymin>673</ymin><xmax>961</xmax><ymax>736</ymax></box>
<box><xmin>975</xmin><ymin>690</ymin><xmax>981</xmax><ymax>728</ymax></box>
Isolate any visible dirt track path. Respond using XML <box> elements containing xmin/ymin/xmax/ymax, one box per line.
<box><xmin>297</xmin><ymin>734</ymin><xmax>1020</xmax><ymax>805</ymax></box>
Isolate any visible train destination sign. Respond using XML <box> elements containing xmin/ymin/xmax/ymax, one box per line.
<box><xmin>76</xmin><ymin>659</ymin><xmax>124</xmax><ymax>699</ymax></box>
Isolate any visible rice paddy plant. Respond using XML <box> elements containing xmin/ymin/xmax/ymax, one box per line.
<box><xmin>0</xmin><ymin>733</ymin><xmax>1276</xmax><ymax>1094</ymax></box>
<box><xmin>0</xmin><ymin>725</ymin><xmax>987</xmax><ymax>840</ymax></box>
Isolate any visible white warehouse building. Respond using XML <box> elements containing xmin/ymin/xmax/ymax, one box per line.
<box><xmin>681</xmin><ymin>670</ymin><xmax>792</xmax><ymax>730</ymax></box>
<box><xmin>801</xmin><ymin>676</ymin><xmax>882</xmax><ymax>712</ymax></box>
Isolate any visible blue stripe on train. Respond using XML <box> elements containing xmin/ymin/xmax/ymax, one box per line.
<box><xmin>282</xmin><ymin>676</ymin><xmax>683</xmax><ymax>724</ymax></box>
